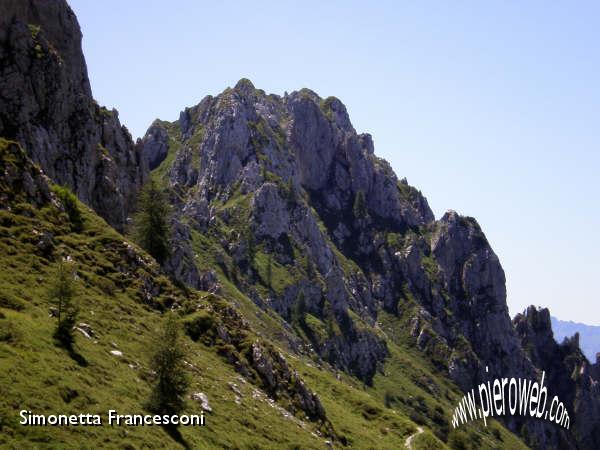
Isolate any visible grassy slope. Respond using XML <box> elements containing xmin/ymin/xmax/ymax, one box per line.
<box><xmin>0</xmin><ymin>134</ymin><xmax>530</xmax><ymax>449</ymax></box>
<box><xmin>0</xmin><ymin>197</ymin><xmax>339</xmax><ymax>448</ymax></box>
<box><xmin>0</xmin><ymin>140</ymin><xmax>419</xmax><ymax>449</ymax></box>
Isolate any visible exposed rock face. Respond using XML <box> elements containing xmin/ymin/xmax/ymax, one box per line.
<box><xmin>184</xmin><ymin>296</ymin><xmax>330</xmax><ymax>427</ymax></box>
<box><xmin>142</xmin><ymin>79</ymin><xmax>598</xmax><ymax>448</ymax></box>
<box><xmin>0</xmin><ymin>0</ymin><xmax>147</xmax><ymax>230</ymax></box>
<box><xmin>0</xmin><ymin>138</ymin><xmax>53</xmax><ymax>207</ymax></box>
<box><xmin>552</xmin><ymin>316</ymin><xmax>600</xmax><ymax>362</ymax></box>
<box><xmin>430</xmin><ymin>211</ymin><xmax>532</xmax><ymax>388</ymax></box>
<box><xmin>139</xmin><ymin>121</ymin><xmax>169</xmax><ymax>170</ymax></box>
<box><xmin>2</xmin><ymin>0</ymin><xmax>596</xmax><ymax>444</ymax></box>
<box><xmin>143</xmin><ymin>79</ymin><xmax>433</xmax><ymax>382</ymax></box>
<box><xmin>0</xmin><ymin>138</ymin><xmax>176</xmax><ymax>314</ymax></box>
<box><xmin>514</xmin><ymin>307</ymin><xmax>600</xmax><ymax>449</ymax></box>
<box><xmin>162</xmin><ymin>218</ymin><xmax>202</xmax><ymax>289</ymax></box>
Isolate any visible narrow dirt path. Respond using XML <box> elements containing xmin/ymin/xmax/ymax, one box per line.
<box><xmin>404</xmin><ymin>426</ymin><xmax>424</xmax><ymax>449</ymax></box>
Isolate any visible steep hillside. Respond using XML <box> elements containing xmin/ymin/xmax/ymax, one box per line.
<box><xmin>0</xmin><ymin>139</ymin><xmax>522</xmax><ymax>449</ymax></box>
<box><xmin>139</xmin><ymin>79</ymin><xmax>600</xmax><ymax>449</ymax></box>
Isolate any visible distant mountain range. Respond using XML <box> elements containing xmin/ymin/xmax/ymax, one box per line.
<box><xmin>552</xmin><ymin>316</ymin><xmax>600</xmax><ymax>362</ymax></box>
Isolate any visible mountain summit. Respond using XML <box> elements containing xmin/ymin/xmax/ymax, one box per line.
<box><xmin>140</xmin><ymin>79</ymin><xmax>600</xmax><ymax>447</ymax></box>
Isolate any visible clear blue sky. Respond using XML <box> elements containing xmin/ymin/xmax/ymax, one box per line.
<box><xmin>70</xmin><ymin>1</ymin><xmax>599</xmax><ymax>325</ymax></box>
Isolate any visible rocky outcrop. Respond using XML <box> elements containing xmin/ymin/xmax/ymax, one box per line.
<box><xmin>514</xmin><ymin>306</ymin><xmax>600</xmax><ymax>449</ymax></box>
<box><xmin>139</xmin><ymin>121</ymin><xmax>169</xmax><ymax>170</ymax></box>
<box><xmin>141</xmin><ymin>79</ymin><xmax>600</xmax><ymax>448</ymax></box>
<box><xmin>162</xmin><ymin>219</ymin><xmax>202</xmax><ymax>288</ymax></box>
<box><xmin>3</xmin><ymin>1</ymin><xmax>596</xmax><ymax>445</ymax></box>
<box><xmin>430</xmin><ymin>211</ymin><xmax>532</xmax><ymax>388</ymax></box>
<box><xmin>0</xmin><ymin>138</ymin><xmax>53</xmax><ymax>207</ymax></box>
<box><xmin>183</xmin><ymin>297</ymin><xmax>330</xmax><ymax>427</ymax></box>
<box><xmin>552</xmin><ymin>316</ymin><xmax>600</xmax><ymax>362</ymax></box>
<box><xmin>0</xmin><ymin>137</ymin><xmax>184</xmax><ymax>314</ymax></box>
<box><xmin>141</xmin><ymin>79</ymin><xmax>404</xmax><ymax>383</ymax></box>
<box><xmin>0</xmin><ymin>0</ymin><xmax>147</xmax><ymax>230</ymax></box>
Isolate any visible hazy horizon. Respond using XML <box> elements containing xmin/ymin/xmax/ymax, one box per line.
<box><xmin>69</xmin><ymin>0</ymin><xmax>600</xmax><ymax>325</ymax></box>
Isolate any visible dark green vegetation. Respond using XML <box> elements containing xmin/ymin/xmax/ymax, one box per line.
<box><xmin>133</xmin><ymin>179</ymin><xmax>171</xmax><ymax>264</ymax></box>
<box><xmin>0</xmin><ymin>132</ymin><xmax>528</xmax><ymax>449</ymax></box>
<box><xmin>51</xmin><ymin>186</ymin><xmax>84</xmax><ymax>232</ymax></box>
<box><xmin>47</xmin><ymin>260</ymin><xmax>78</xmax><ymax>347</ymax></box>
<box><xmin>147</xmin><ymin>313</ymin><xmax>189</xmax><ymax>415</ymax></box>
<box><xmin>353</xmin><ymin>190</ymin><xmax>368</xmax><ymax>219</ymax></box>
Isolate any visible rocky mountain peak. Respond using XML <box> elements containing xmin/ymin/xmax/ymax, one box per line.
<box><xmin>513</xmin><ymin>305</ymin><xmax>600</xmax><ymax>448</ymax></box>
<box><xmin>137</xmin><ymin>81</ymin><xmax>445</xmax><ymax>382</ymax></box>
<box><xmin>513</xmin><ymin>306</ymin><xmax>557</xmax><ymax>367</ymax></box>
<box><xmin>233</xmin><ymin>77</ymin><xmax>256</xmax><ymax>95</ymax></box>
<box><xmin>195</xmin><ymin>81</ymin><xmax>428</xmax><ymax>223</ymax></box>
<box><xmin>138</xmin><ymin>79</ymin><xmax>600</xmax><ymax>446</ymax></box>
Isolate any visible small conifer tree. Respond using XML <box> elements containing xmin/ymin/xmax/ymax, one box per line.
<box><xmin>266</xmin><ymin>253</ymin><xmax>273</xmax><ymax>288</ymax></box>
<box><xmin>134</xmin><ymin>180</ymin><xmax>171</xmax><ymax>264</ymax></box>
<box><xmin>147</xmin><ymin>313</ymin><xmax>189</xmax><ymax>415</ymax></box>
<box><xmin>48</xmin><ymin>259</ymin><xmax>78</xmax><ymax>346</ymax></box>
<box><xmin>291</xmin><ymin>290</ymin><xmax>307</xmax><ymax>330</ymax></box>
<box><xmin>353</xmin><ymin>190</ymin><xmax>368</xmax><ymax>219</ymax></box>
<box><xmin>244</xmin><ymin>227</ymin><xmax>255</xmax><ymax>264</ymax></box>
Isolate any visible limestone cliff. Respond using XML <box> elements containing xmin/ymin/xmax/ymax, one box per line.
<box><xmin>141</xmin><ymin>79</ymin><xmax>600</xmax><ymax>448</ymax></box>
<box><xmin>0</xmin><ymin>0</ymin><xmax>147</xmax><ymax>230</ymax></box>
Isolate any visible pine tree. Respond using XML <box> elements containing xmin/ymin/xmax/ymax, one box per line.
<box><xmin>147</xmin><ymin>313</ymin><xmax>189</xmax><ymax>415</ymax></box>
<box><xmin>48</xmin><ymin>259</ymin><xmax>78</xmax><ymax>347</ymax></box>
<box><xmin>261</xmin><ymin>164</ymin><xmax>268</xmax><ymax>181</ymax></box>
<box><xmin>305</xmin><ymin>256</ymin><xmax>316</xmax><ymax>279</ymax></box>
<box><xmin>353</xmin><ymin>190</ymin><xmax>368</xmax><ymax>219</ymax></box>
<box><xmin>266</xmin><ymin>253</ymin><xmax>273</xmax><ymax>288</ymax></box>
<box><xmin>244</xmin><ymin>227</ymin><xmax>255</xmax><ymax>264</ymax></box>
<box><xmin>134</xmin><ymin>180</ymin><xmax>171</xmax><ymax>264</ymax></box>
<box><xmin>281</xmin><ymin>178</ymin><xmax>295</xmax><ymax>202</ymax></box>
<box><xmin>291</xmin><ymin>290</ymin><xmax>307</xmax><ymax>330</ymax></box>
